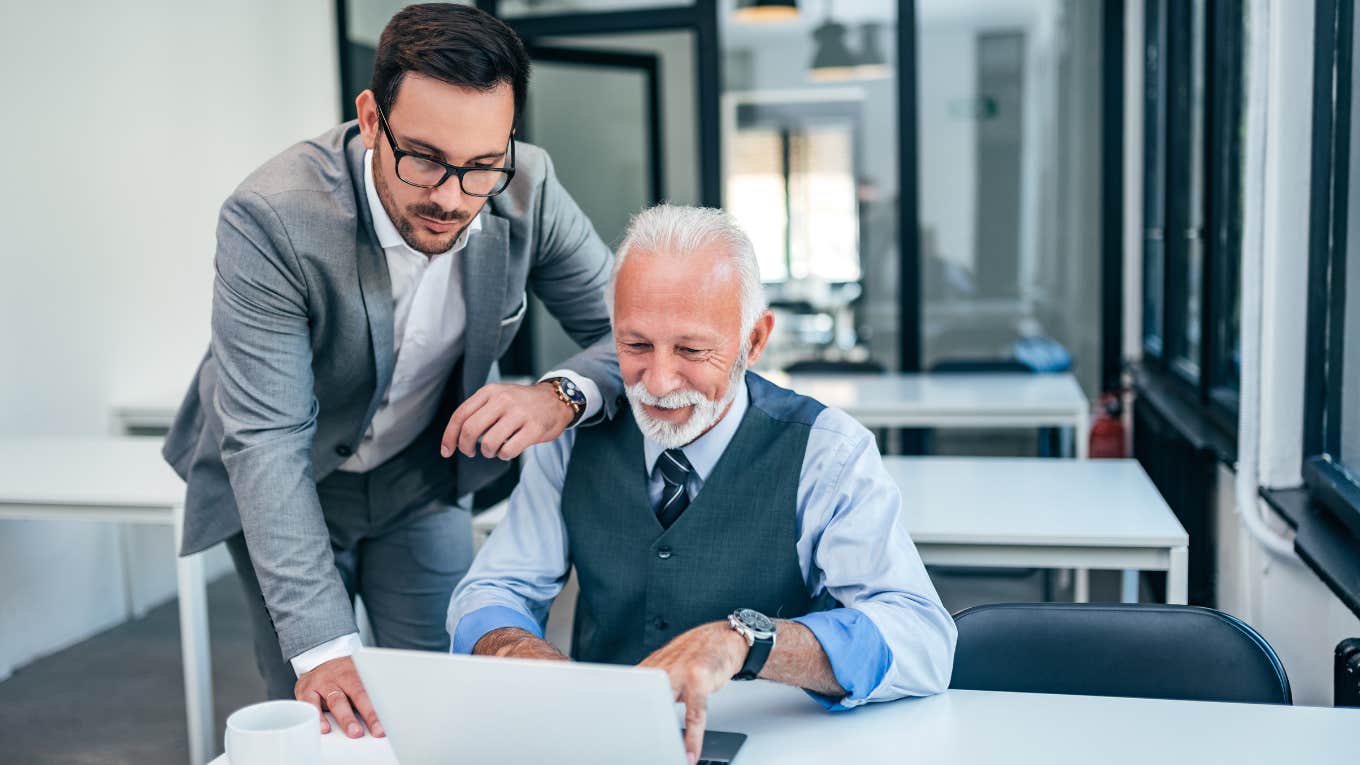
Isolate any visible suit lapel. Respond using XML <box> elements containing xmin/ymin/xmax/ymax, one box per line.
<box><xmin>345</xmin><ymin>132</ymin><xmax>396</xmax><ymax>415</ymax></box>
<box><xmin>460</xmin><ymin>213</ymin><xmax>510</xmax><ymax>399</ymax></box>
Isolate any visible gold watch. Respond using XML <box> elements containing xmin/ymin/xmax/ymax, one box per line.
<box><xmin>543</xmin><ymin>376</ymin><xmax>586</xmax><ymax>426</ymax></box>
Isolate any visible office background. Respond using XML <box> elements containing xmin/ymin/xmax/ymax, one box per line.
<box><xmin>0</xmin><ymin>0</ymin><xmax>1357</xmax><ymax>714</ymax></box>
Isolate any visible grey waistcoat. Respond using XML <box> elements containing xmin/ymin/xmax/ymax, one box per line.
<box><xmin>561</xmin><ymin>372</ymin><xmax>833</xmax><ymax>665</ymax></box>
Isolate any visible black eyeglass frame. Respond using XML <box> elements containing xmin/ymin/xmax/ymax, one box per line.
<box><xmin>375</xmin><ymin>104</ymin><xmax>516</xmax><ymax>196</ymax></box>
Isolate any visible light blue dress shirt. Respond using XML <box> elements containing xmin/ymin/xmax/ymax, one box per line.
<box><xmin>447</xmin><ymin>378</ymin><xmax>957</xmax><ymax>709</ymax></box>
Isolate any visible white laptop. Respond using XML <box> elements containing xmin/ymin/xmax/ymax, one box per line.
<box><xmin>354</xmin><ymin>647</ymin><xmax>747</xmax><ymax>765</ymax></box>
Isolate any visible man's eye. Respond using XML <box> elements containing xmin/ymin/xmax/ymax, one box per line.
<box><xmin>678</xmin><ymin>347</ymin><xmax>703</xmax><ymax>356</ymax></box>
<box><xmin>624</xmin><ymin>342</ymin><xmax>651</xmax><ymax>351</ymax></box>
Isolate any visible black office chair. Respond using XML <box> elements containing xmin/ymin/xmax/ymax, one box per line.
<box><xmin>951</xmin><ymin>603</ymin><xmax>1292</xmax><ymax>704</ymax></box>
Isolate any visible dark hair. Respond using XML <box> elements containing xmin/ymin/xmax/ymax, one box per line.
<box><xmin>371</xmin><ymin>3</ymin><xmax>530</xmax><ymax>121</ymax></box>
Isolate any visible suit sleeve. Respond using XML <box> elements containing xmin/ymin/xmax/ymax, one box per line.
<box><xmin>210</xmin><ymin>189</ymin><xmax>357</xmax><ymax>661</ymax></box>
<box><xmin>527</xmin><ymin>152</ymin><xmax>623</xmax><ymax>421</ymax></box>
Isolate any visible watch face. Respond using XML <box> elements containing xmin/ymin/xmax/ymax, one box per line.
<box><xmin>736</xmin><ymin>608</ymin><xmax>775</xmax><ymax>635</ymax></box>
<box><xmin>558</xmin><ymin>378</ymin><xmax>585</xmax><ymax>405</ymax></box>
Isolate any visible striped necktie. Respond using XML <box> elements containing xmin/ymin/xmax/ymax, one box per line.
<box><xmin>654</xmin><ymin>448</ymin><xmax>693</xmax><ymax>529</ymax></box>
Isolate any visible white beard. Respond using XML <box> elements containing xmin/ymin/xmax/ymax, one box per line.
<box><xmin>626</xmin><ymin>353</ymin><xmax>748</xmax><ymax>450</ymax></box>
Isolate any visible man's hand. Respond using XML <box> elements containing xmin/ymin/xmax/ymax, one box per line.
<box><xmin>294</xmin><ymin>656</ymin><xmax>384</xmax><ymax>738</ymax></box>
<box><xmin>441</xmin><ymin>382</ymin><xmax>574</xmax><ymax>461</ymax></box>
<box><xmin>472</xmin><ymin>626</ymin><xmax>570</xmax><ymax>661</ymax></box>
<box><xmin>638</xmin><ymin>622</ymin><xmax>749</xmax><ymax>765</ymax></box>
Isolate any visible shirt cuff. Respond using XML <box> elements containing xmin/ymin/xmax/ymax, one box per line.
<box><xmin>791</xmin><ymin>609</ymin><xmax>894</xmax><ymax>711</ymax></box>
<box><xmin>290</xmin><ymin>632</ymin><xmax>364</xmax><ymax>676</ymax></box>
<box><xmin>539</xmin><ymin>369</ymin><xmax>602</xmax><ymax>427</ymax></box>
<box><xmin>451</xmin><ymin>605</ymin><xmax>544</xmax><ymax>655</ymax></box>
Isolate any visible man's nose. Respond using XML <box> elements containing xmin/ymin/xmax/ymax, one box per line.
<box><xmin>428</xmin><ymin>176</ymin><xmax>465</xmax><ymax>213</ymax></box>
<box><xmin>643</xmin><ymin>353</ymin><xmax>685</xmax><ymax>398</ymax></box>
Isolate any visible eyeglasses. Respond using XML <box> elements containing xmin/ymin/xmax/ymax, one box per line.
<box><xmin>375</xmin><ymin>104</ymin><xmax>516</xmax><ymax>197</ymax></box>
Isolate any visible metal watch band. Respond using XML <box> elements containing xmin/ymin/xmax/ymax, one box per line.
<box><xmin>545</xmin><ymin>377</ymin><xmax>585</xmax><ymax>426</ymax></box>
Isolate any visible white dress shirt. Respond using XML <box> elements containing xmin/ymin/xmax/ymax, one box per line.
<box><xmin>291</xmin><ymin>149</ymin><xmax>601</xmax><ymax>675</ymax></box>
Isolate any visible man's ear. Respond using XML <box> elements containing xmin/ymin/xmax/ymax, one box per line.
<box><xmin>745</xmin><ymin>310</ymin><xmax>775</xmax><ymax>366</ymax></box>
<box><xmin>355</xmin><ymin>90</ymin><xmax>379</xmax><ymax>150</ymax></box>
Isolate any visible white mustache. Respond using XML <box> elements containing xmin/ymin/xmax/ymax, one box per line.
<box><xmin>626</xmin><ymin>384</ymin><xmax>710</xmax><ymax>409</ymax></box>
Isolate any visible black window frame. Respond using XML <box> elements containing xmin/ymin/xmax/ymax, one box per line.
<box><xmin>1306</xmin><ymin>0</ymin><xmax>1360</xmax><ymax>541</ymax></box>
<box><xmin>1139</xmin><ymin>0</ymin><xmax>1246</xmax><ymax>444</ymax></box>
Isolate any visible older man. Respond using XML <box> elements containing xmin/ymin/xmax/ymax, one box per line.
<box><xmin>447</xmin><ymin>205</ymin><xmax>955</xmax><ymax>763</ymax></box>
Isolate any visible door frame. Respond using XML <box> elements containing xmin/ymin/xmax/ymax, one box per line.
<box><xmin>477</xmin><ymin>0</ymin><xmax>721</xmax><ymax>208</ymax></box>
<box><xmin>522</xmin><ymin>44</ymin><xmax>665</xmax><ymax>204</ymax></box>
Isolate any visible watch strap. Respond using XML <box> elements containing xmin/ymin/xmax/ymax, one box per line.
<box><xmin>734</xmin><ymin>633</ymin><xmax>773</xmax><ymax>681</ymax></box>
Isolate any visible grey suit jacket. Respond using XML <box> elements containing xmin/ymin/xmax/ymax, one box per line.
<box><xmin>162</xmin><ymin>121</ymin><xmax>621</xmax><ymax>658</ymax></box>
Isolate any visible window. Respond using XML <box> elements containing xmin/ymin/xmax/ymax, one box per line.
<box><xmin>726</xmin><ymin>101</ymin><xmax>862</xmax><ymax>285</ymax></box>
<box><xmin>916</xmin><ymin>1</ymin><xmax>1106</xmax><ymax>395</ymax></box>
<box><xmin>1306</xmin><ymin>0</ymin><xmax>1360</xmax><ymax>538</ymax></box>
<box><xmin>1140</xmin><ymin>0</ymin><xmax>1245</xmax><ymax>432</ymax></box>
<box><xmin>721</xmin><ymin>3</ymin><xmax>902</xmax><ymax>371</ymax></box>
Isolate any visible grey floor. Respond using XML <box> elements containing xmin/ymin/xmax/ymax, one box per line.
<box><xmin>0</xmin><ymin>575</ymin><xmax>263</xmax><ymax>765</ymax></box>
<box><xmin>0</xmin><ymin>565</ymin><xmax>1126</xmax><ymax>765</ymax></box>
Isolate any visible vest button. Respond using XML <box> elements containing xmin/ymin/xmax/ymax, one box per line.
<box><xmin>335</xmin><ymin>444</ymin><xmax>353</xmax><ymax>458</ymax></box>
<box><xmin>653</xmin><ymin>617</ymin><xmax>669</xmax><ymax>630</ymax></box>
<box><xmin>656</xmin><ymin>547</ymin><xmax>672</xmax><ymax>560</ymax></box>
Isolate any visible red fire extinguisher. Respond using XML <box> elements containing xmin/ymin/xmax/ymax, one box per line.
<box><xmin>1088</xmin><ymin>392</ymin><xmax>1127</xmax><ymax>459</ymax></box>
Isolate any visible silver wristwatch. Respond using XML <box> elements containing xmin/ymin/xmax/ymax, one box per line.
<box><xmin>728</xmin><ymin>608</ymin><xmax>776</xmax><ymax>680</ymax></box>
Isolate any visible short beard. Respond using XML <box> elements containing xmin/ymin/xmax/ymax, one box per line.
<box><xmin>627</xmin><ymin>345</ymin><xmax>749</xmax><ymax>450</ymax></box>
<box><xmin>372</xmin><ymin>157</ymin><xmax>469</xmax><ymax>256</ymax></box>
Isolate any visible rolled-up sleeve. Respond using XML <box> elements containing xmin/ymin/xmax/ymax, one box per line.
<box><xmin>446</xmin><ymin>431</ymin><xmax>576</xmax><ymax>653</ymax></box>
<box><xmin>793</xmin><ymin>411</ymin><xmax>957</xmax><ymax>709</ymax></box>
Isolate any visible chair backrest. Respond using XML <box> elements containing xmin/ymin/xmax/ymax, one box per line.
<box><xmin>784</xmin><ymin>358</ymin><xmax>886</xmax><ymax>375</ymax></box>
<box><xmin>929</xmin><ymin>358</ymin><xmax>1031</xmax><ymax>374</ymax></box>
<box><xmin>951</xmin><ymin>603</ymin><xmax>1291</xmax><ymax>704</ymax></box>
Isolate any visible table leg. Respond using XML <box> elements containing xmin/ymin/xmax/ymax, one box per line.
<box><xmin>173</xmin><ymin>506</ymin><xmax>214</xmax><ymax>765</ymax></box>
<box><xmin>1074</xmin><ymin>568</ymin><xmax>1090</xmax><ymax>602</ymax></box>
<box><xmin>1166</xmin><ymin>545</ymin><xmax>1189</xmax><ymax>605</ymax></box>
<box><xmin>1120</xmin><ymin>570</ymin><xmax>1140</xmax><ymax>603</ymax></box>
<box><xmin>117</xmin><ymin>524</ymin><xmax>144</xmax><ymax>620</ymax></box>
<box><xmin>1075</xmin><ymin>410</ymin><xmax>1090</xmax><ymax>459</ymax></box>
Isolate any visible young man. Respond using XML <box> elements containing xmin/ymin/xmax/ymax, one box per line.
<box><xmin>163</xmin><ymin>4</ymin><xmax>619</xmax><ymax>737</ymax></box>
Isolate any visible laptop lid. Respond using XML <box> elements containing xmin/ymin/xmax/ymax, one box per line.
<box><xmin>354</xmin><ymin>647</ymin><xmax>691</xmax><ymax>765</ymax></box>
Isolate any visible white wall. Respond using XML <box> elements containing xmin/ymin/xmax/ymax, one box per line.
<box><xmin>0</xmin><ymin>0</ymin><xmax>339</xmax><ymax>679</ymax></box>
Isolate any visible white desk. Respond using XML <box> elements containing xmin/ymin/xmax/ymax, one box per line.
<box><xmin>210</xmin><ymin>680</ymin><xmax>1358</xmax><ymax>765</ymax></box>
<box><xmin>109</xmin><ymin>376</ymin><xmax>540</xmax><ymax>436</ymax></box>
<box><xmin>110</xmin><ymin>391</ymin><xmax>184</xmax><ymax>434</ymax></box>
<box><xmin>0</xmin><ymin>437</ymin><xmax>214</xmax><ymax>765</ymax></box>
<box><xmin>888</xmin><ymin>457</ymin><xmax>1189</xmax><ymax>604</ymax></box>
<box><xmin>770</xmin><ymin>371</ymin><xmax>1092</xmax><ymax>458</ymax></box>
<box><xmin>114</xmin><ymin>373</ymin><xmax>1089</xmax><ymax>449</ymax></box>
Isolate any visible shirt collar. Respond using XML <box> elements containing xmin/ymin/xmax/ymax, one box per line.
<box><xmin>643</xmin><ymin>375</ymin><xmax>750</xmax><ymax>483</ymax></box>
<box><xmin>363</xmin><ymin>148</ymin><xmax>481</xmax><ymax>256</ymax></box>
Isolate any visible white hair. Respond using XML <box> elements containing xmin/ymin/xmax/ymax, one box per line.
<box><xmin>606</xmin><ymin>204</ymin><xmax>767</xmax><ymax>336</ymax></box>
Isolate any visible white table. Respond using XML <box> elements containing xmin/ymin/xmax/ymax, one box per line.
<box><xmin>110</xmin><ymin>391</ymin><xmax>185</xmax><ymax>434</ymax></box>
<box><xmin>210</xmin><ymin>680</ymin><xmax>1358</xmax><ymax>765</ymax></box>
<box><xmin>0</xmin><ymin>437</ymin><xmax>214</xmax><ymax>765</ymax></box>
<box><xmin>888</xmin><ymin>457</ymin><xmax>1188</xmax><ymax>604</ymax></box>
<box><xmin>109</xmin><ymin>376</ymin><xmax>541</xmax><ymax>436</ymax></box>
<box><xmin>769</xmin><ymin>371</ymin><xmax>1092</xmax><ymax>458</ymax></box>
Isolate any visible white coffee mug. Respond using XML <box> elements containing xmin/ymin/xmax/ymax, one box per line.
<box><xmin>225</xmin><ymin>699</ymin><xmax>321</xmax><ymax>765</ymax></box>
